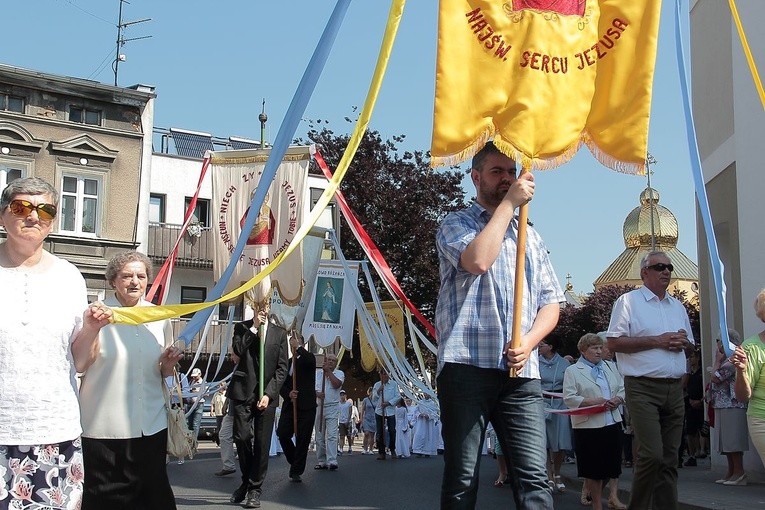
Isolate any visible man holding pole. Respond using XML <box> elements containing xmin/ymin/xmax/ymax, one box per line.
<box><xmin>435</xmin><ymin>141</ymin><xmax>564</xmax><ymax>509</ymax></box>
<box><xmin>226</xmin><ymin>309</ymin><xmax>289</xmax><ymax>508</ymax></box>
<box><xmin>372</xmin><ymin>368</ymin><xmax>401</xmax><ymax>460</ymax></box>
<box><xmin>313</xmin><ymin>353</ymin><xmax>344</xmax><ymax>471</ymax></box>
<box><xmin>276</xmin><ymin>333</ymin><xmax>316</xmax><ymax>483</ymax></box>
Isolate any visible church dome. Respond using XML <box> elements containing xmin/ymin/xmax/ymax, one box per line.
<box><xmin>622</xmin><ymin>187</ymin><xmax>679</xmax><ymax>248</ymax></box>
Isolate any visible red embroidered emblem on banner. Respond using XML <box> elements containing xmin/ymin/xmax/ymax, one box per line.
<box><xmin>512</xmin><ymin>0</ymin><xmax>586</xmax><ymax>17</ymax></box>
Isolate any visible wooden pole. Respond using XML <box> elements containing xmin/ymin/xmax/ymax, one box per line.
<box><xmin>378</xmin><ymin>379</ymin><xmax>386</xmax><ymax>457</ymax></box>
<box><xmin>292</xmin><ymin>352</ymin><xmax>298</xmax><ymax>438</ymax></box>
<box><xmin>320</xmin><ymin>371</ymin><xmax>327</xmax><ymax>437</ymax></box>
<box><xmin>259</xmin><ymin>322</ymin><xmax>266</xmax><ymax>399</ymax></box>
<box><xmin>509</xmin><ymin>167</ymin><xmax>531</xmax><ymax>378</ymax></box>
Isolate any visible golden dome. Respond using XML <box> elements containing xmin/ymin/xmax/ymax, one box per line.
<box><xmin>622</xmin><ymin>187</ymin><xmax>679</xmax><ymax>249</ymax></box>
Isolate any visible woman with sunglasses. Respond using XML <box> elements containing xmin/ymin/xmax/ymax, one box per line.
<box><xmin>0</xmin><ymin>177</ymin><xmax>112</xmax><ymax>509</ymax></box>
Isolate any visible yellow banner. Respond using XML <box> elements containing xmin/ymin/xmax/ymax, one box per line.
<box><xmin>431</xmin><ymin>0</ymin><xmax>661</xmax><ymax>173</ymax></box>
<box><xmin>358</xmin><ymin>300</ymin><xmax>405</xmax><ymax>373</ymax></box>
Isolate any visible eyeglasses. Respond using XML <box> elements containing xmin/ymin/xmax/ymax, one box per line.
<box><xmin>645</xmin><ymin>263</ymin><xmax>674</xmax><ymax>272</ymax></box>
<box><xmin>8</xmin><ymin>199</ymin><xmax>57</xmax><ymax>221</ymax></box>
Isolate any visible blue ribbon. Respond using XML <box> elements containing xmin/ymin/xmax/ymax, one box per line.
<box><xmin>674</xmin><ymin>0</ymin><xmax>732</xmax><ymax>355</ymax></box>
<box><xmin>179</xmin><ymin>0</ymin><xmax>351</xmax><ymax>343</ymax></box>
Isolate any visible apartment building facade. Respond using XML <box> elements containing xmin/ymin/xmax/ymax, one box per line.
<box><xmin>0</xmin><ymin>63</ymin><xmax>155</xmax><ymax>299</ymax></box>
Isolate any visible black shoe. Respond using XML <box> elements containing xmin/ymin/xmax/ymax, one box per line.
<box><xmin>329</xmin><ymin>464</ymin><xmax>338</xmax><ymax>470</ymax></box>
<box><xmin>229</xmin><ymin>484</ymin><xmax>247</xmax><ymax>504</ymax></box>
<box><xmin>243</xmin><ymin>489</ymin><xmax>261</xmax><ymax>508</ymax></box>
<box><xmin>215</xmin><ymin>468</ymin><xmax>236</xmax><ymax>477</ymax></box>
<box><xmin>289</xmin><ymin>473</ymin><xmax>302</xmax><ymax>482</ymax></box>
<box><xmin>684</xmin><ymin>456</ymin><xmax>697</xmax><ymax>467</ymax></box>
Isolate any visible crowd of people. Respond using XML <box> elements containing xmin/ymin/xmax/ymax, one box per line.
<box><xmin>5</xmin><ymin>147</ymin><xmax>765</xmax><ymax>510</ymax></box>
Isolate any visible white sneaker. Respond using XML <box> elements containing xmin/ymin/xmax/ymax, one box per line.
<box><xmin>177</xmin><ymin>459</ymin><xmax>185</xmax><ymax>465</ymax></box>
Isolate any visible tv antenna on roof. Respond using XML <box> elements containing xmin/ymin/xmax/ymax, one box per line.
<box><xmin>113</xmin><ymin>0</ymin><xmax>152</xmax><ymax>86</ymax></box>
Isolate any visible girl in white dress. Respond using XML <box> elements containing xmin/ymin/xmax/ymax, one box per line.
<box><xmin>395</xmin><ymin>400</ymin><xmax>412</xmax><ymax>458</ymax></box>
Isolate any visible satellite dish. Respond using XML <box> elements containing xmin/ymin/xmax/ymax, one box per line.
<box><xmin>691</xmin><ymin>282</ymin><xmax>699</xmax><ymax>292</ymax></box>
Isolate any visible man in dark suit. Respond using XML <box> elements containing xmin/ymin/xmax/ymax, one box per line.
<box><xmin>276</xmin><ymin>333</ymin><xmax>317</xmax><ymax>483</ymax></box>
<box><xmin>226</xmin><ymin>309</ymin><xmax>289</xmax><ymax>509</ymax></box>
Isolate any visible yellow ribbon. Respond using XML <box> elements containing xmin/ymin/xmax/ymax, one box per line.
<box><xmin>112</xmin><ymin>0</ymin><xmax>406</xmax><ymax>325</ymax></box>
<box><xmin>729</xmin><ymin>0</ymin><xmax>765</xmax><ymax>110</ymax></box>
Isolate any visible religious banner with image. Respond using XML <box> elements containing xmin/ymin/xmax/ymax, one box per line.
<box><xmin>302</xmin><ymin>260</ymin><xmax>359</xmax><ymax>349</ymax></box>
<box><xmin>268</xmin><ymin>229</ymin><xmax>326</xmax><ymax>331</ymax></box>
<box><xmin>358</xmin><ymin>300</ymin><xmax>405</xmax><ymax>372</ymax></box>
<box><xmin>210</xmin><ymin>146</ymin><xmax>310</xmax><ymax>311</ymax></box>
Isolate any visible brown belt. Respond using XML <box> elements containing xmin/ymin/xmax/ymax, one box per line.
<box><xmin>626</xmin><ymin>376</ymin><xmax>681</xmax><ymax>383</ymax></box>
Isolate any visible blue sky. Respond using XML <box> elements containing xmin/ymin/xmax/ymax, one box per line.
<box><xmin>1</xmin><ymin>0</ymin><xmax>698</xmax><ymax>295</ymax></box>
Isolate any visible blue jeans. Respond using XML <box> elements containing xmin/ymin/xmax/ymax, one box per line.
<box><xmin>187</xmin><ymin>403</ymin><xmax>204</xmax><ymax>439</ymax></box>
<box><xmin>438</xmin><ymin>363</ymin><xmax>552</xmax><ymax>510</ymax></box>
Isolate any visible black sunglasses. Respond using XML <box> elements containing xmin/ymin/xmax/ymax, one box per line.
<box><xmin>8</xmin><ymin>199</ymin><xmax>57</xmax><ymax>221</ymax></box>
<box><xmin>646</xmin><ymin>263</ymin><xmax>673</xmax><ymax>272</ymax></box>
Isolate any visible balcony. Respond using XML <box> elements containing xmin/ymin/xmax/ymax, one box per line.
<box><xmin>170</xmin><ymin>318</ymin><xmax>232</xmax><ymax>356</ymax></box>
<box><xmin>147</xmin><ymin>222</ymin><xmax>214</xmax><ymax>268</ymax></box>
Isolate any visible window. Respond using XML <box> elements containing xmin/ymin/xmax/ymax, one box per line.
<box><xmin>69</xmin><ymin>106</ymin><xmax>102</xmax><ymax>126</ymax></box>
<box><xmin>60</xmin><ymin>174</ymin><xmax>101</xmax><ymax>235</ymax></box>
<box><xmin>147</xmin><ymin>283</ymin><xmax>163</xmax><ymax>305</ymax></box>
<box><xmin>87</xmin><ymin>289</ymin><xmax>105</xmax><ymax>304</ymax></box>
<box><xmin>1</xmin><ymin>94</ymin><xmax>24</xmax><ymax>113</ymax></box>
<box><xmin>149</xmin><ymin>193</ymin><xmax>166</xmax><ymax>223</ymax></box>
<box><xmin>180</xmin><ymin>286</ymin><xmax>207</xmax><ymax>319</ymax></box>
<box><xmin>0</xmin><ymin>164</ymin><xmax>23</xmax><ymax>190</ymax></box>
<box><xmin>218</xmin><ymin>298</ymin><xmax>244</xmax><ymax>323</ymax></box>
<box><xmin>185</xmin><ymin>197</ymin><xmax>210</xmax><ymax>228</ymax></box>
<box><xmin>311</xmin><ymin>187</ymin><xmax>338</xmax><ymax>231</ymax></box>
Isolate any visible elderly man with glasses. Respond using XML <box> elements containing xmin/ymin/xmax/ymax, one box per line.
<box><xmin>606</xmin><ymin>250</ymin><xmax>694</xmax><ymax>510</ymax></box>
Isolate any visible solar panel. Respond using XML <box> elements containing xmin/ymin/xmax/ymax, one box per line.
<box><xmin>229</xmin><ymin>136</ymin><xmax>262</xmax><ymax>150</ymax></box>
<box><xmin>170</xmin><ymin>128</ymin><xmax>214</xmax><ymax>158</ymax></box>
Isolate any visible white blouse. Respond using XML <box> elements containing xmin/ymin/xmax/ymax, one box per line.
<box><xmin>0</xmin><ymin>256</ymin><xmax>86</xmax><ymax>445</ymax></box>
<box><xmin>79</xmin><ymin>297</ymin><xmax>174</xmax><ymax>439</ymax></box>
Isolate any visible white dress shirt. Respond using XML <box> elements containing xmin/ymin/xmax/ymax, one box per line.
<box><xmin>79</xmin><ymin>297</ymin><xmax>174</xmax><ymax>439</ymax></box>
<box><xmin>607</xmin><ymin>286</ymin><xmax>694</xmax><ymax>379</ymax></box>
<box><xmin>315</xmin><ymin>368</ymin><xmax>345</xmax><ymax>406</ymax></box>
<box><xmin>372</xmin><ymin>380</ymin><xmax>401</xmax><ymax>417</ymax></box>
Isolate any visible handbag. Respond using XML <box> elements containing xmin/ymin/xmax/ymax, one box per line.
<box><xmin>163</xmin><ymin>370</ymin><xmax>198</xmax><ymax>459</ymax></box>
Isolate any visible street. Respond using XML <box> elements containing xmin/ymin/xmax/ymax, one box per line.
<box><xmin>169</xmin><ymin>442</ymin><xmax>589</xmax><ymax>509</ymax></box>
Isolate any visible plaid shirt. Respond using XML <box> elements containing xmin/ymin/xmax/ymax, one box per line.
<box><xmin>435</xmin><ymin>202</ymin><xmax>564</xmax><ymax>378</ymax></box>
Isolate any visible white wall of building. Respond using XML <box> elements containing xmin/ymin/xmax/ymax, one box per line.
<box><xmin>150</xmin><ymin>153</ymin><xmax>212</xmax><ymax>225</ymax></box>
<box><xmin>134</xmin><ymin>85</ymin><xmax>156</xmax><ymax>253</ymax></box>
<box><xmin>730</xmin><ymin>1</ymin><xmax>765</xmax><ymax>338</ymax></box>
<box><xmin>692</xmin><ymin>0</ymin><xmax>765</xmax><ymax>476</ymax></box>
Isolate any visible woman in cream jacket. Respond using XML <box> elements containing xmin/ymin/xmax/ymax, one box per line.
<box><xmin>563</xmin><ymin>333</ymin><xmax>626</xmax><ymax>510</ymax></box>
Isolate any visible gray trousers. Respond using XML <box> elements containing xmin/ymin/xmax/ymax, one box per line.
<box><xmin>624</xmin><ymin>376</ymin><xmax>684</xmax><ymax>510</ymax></box>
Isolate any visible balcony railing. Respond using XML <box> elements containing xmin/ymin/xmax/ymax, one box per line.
<box><xmin>147</xmin><ymin>222</ymin><xmax>214</xmax><ymax>267</ymax></box>
<box><xmin>170</xmin><ymin>318</ymin><xmax>233</xmax><ymax>356</ymax></box>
